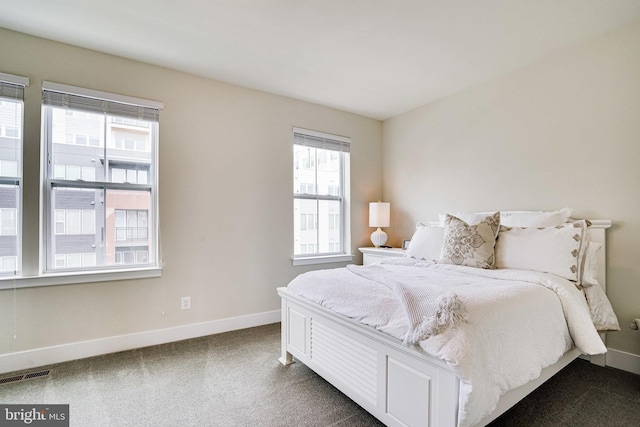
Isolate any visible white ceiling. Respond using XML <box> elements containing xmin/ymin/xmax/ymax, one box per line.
<box><xmin>2</xmin><ymin>0</ymin><xmax>640</xmax><ymax>120</ymax></box>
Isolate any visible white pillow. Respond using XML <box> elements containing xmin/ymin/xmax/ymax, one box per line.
<box><xmin>499</xmin><ymin>208</ymin><xmax>573</xmax><ymax>227</ymax></box>
<box><xmin>583</xmin><ymin>284</ymin><xmax>620</xmax><ymax>331</ymax></box>
<box><xmin>439</xmin><ymin>208</ymin><xmax>573</xmax><ymax>228</ymax></box>
<box><xmin>405</xmin><ymin>224</ymin><xmax>444</xmax><ymax>261</ymax></box>
<box><xmin>580</xmin><ymin>241</ymin><xmax>601</xmax><ymax>287</ymax></box>
<box><xmin>495</xmin><ymin>221</ymin><xmax>586</xmax><ymax>281</ymax></box>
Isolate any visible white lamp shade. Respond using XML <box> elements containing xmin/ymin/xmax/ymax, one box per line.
<box><xmin>369</xmin><ymin>202</ymin><xmax>390</xmax><ymax>228</ymax></box>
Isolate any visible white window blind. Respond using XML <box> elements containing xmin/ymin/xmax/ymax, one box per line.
<box><xmin>42</xmin><ymin>82</ymin><xmax>161</xmax><ymax>122</ymax></box>
<box><xmin>293</xmin><ymin>129</ymin><xmax>350</xmax><ymax>153</ymax></box>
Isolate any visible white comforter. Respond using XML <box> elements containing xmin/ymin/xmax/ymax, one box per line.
<box><xmin>287</xmin><ymin>258</ymin><xmax>608</xmax><ymax>427</ymax></box>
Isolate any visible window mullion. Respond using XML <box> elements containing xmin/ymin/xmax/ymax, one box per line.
<box><xmin>340</xmin><ymin>151</ymin><xmax>345</xmax><ymax>253</ymax></box>
<box><xmin>315</xmin><ymin>196</ymin><xmax>320</xmax><ymax>255</ymax></box>
<box><xmin>293</xmin><ymin>193</ymin><xmax>340</xmax><ymax>201</ymax></box>
<box><xmin>49</xmin><ymin>179</ymin><xmax>152</xmax><ymax>192</ymax></box>
<box><xmin>101</xmin><ymin>116</ymin><xmax>108</xmax><ymax>248</ymax></box>
<box><xmin>314</xmin><ymin>148</ymin><xmax>320</xmax><ymax>254</ymax></box>
<box><xmin>44</xmin><ymin>106</ymin><xmax>54</xmax><ymax>272</ymax></box>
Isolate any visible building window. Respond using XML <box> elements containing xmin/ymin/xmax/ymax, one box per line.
<box><xmin>3</xmin><ymin>126</ymin><xmax>18</xmax><ymax>138</ymax></box>
<box><xmin>42</xmin><ymin>81</ymin><xmax>160</xmax><ymax>273</ymax></box>
<box><xmin>328</xmin><ymin>213</ymin><xmax>338</xmax><ymax>231</ymax></box>
<box><xmin>111</xmin><ymin>167</ymin><xmax>148</xmax><ymax>185</ymax></box>
<box><xmin>0</xmin><ymin>256</ymin><xmax>17</xmax><ymax>272</ymax></box>
<box><xmin>115</xmin><ymin>209</ymin><xmax>149</xmax><ymax>242</ymax></box>
<box><xmin>0</xmin><ymin>208</ymin><xmax>17</xmax><ymax>235</ymax></box>
<box><xmin>293</xmin><ymin>127</ymin><xmax>350</xmax><ymax>259</ymax></box>
<box><xmin>0</xmin><ymin>73</ymin><xmax>27</xmax><ymax>276</ymax></box>
<box><xmin>54</xmin><ymin>252</ymin><xmax>97</xmax><ymax>268</ymax></box>
<box><xmin>53</xmin><ymin>164</ymin><xmax>96</xmax><ymax>181</ymax></box>
<box><xmin>53</xmin><ymin>209</ymin><xmax>96</xmax><ymax>235</ymax></box>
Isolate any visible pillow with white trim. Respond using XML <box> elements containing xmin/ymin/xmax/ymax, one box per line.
<box><xmin>439</xmin><ymin>212</ymin><xmax>500</xmax><ymax>269</ymax></box>
<box><xmin>495</xmin><ymin>221</ymin><xmax>587</xmax><ymax>281</ymax></box>
<box><xmin>404</xmin><ymin>224</ymin><xmax>444</xmax><ymax>261</ymax></box>
<box><xmin>499</xmin><ymin>208</ymin><xmax>573</xmax><ymax>227</ymax></box>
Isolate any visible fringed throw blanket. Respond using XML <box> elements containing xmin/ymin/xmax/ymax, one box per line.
<box><xmin>286</xmin><ymin>262</ymin><xmax>469</xmax><ymax>346</ymax></box>
<box><xmin>346</xmin><ymin>264</ymin><xmax>467</xmax><ymax>344</ymax></box>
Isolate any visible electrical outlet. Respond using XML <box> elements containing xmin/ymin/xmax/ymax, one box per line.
<box><xmin>181</xmin><ymin>296</ymin><xmax>191</xmax><ymax>310</ymax></box>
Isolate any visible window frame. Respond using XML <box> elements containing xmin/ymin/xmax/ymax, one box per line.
<box><xmin>40</xmin><ymin>81</ymin><xmax>163</xmax><ymax>277</ymax></box>
<box><xmin>292</xmin><ymin>127</ymin><xmax>352</xmax><ymax>266</ymax></box>
<box><xmin>0</xmin><ymin>72</ymin><xmax>28</xmax><ymax>277</ymax></box>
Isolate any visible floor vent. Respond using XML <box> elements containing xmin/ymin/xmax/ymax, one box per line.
<box><xmin>0</xmin><ymin>369</ymin><xmax>51</xmax><ymax>385</ymax></box>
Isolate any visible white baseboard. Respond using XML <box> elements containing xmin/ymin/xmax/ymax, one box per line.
<box><xmin>605</xmin><ymin>348</ymin><xmax>640</xmax><ymax>376</ymax></box>
<box><xmin>4</xmin><ymin>316</ymin><xmax>638</xmax><ymax>380</ymax></box>
<box><xmin>0</xmin><ymin>310</ymin><xmax>281</xmax><ymax>374</ymax></box>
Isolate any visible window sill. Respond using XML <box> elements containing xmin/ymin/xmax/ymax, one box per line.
<box><xmin>0</xmin><ymin>267</ymin><xmax>162</xmax><ymax>289</ymax></box>
<box><xmin>292</xmin><ymin>254</ymin><xmax>354</xmax><ymax>266</ymax></box>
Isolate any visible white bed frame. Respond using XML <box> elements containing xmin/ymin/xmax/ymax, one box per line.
<box><xmin>278</xmin><ymin>219</ymin><xmax>611</xmax><ymax>427</ymax></box>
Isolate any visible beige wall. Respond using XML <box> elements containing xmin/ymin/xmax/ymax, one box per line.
<box><xmin>383</xmin><ymin>21</ymin><xmax>640</xmax><ymax>357</ymax></box>
<box><xmin>0</xmin><ymin>28</ymin><xmax>382</xmax><ymax>360</ymax></box>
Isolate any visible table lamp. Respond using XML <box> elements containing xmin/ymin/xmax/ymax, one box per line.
<box><xmin>369</xmin><ymin>202</ymin><xmax>390</xmax><ymax>247</ymax></box>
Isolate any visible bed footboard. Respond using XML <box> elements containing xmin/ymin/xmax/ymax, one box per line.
<box><xmin>278</xmin><ymin>287</ymin><xmax>459</xmax><ymax>427</ymax></box>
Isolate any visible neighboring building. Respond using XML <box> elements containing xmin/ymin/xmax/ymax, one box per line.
<box><xmin>293</xmin><ymin>141</ymin><xmax>345</xmax><ymax>256</ymax></box>
<box><xmin>49</xmin><ymin>110</ymin><xmax>152</xmax><ymax>269</ymax></box>
<box><xmin>0</xmin><ymin>98</ymin><xmax>21</xmax><ymax>274</ymax></box>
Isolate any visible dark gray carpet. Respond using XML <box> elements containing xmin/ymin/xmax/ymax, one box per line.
<box><xmin>488</xmin><ymin>355</ymin><xmax>640</xmax><ymax>426</ymax></box>
<box><xmin>1</xmin><ymin>323</ymin><xmax>383</xmax><ymax>426</ymax></box>
<box><xmin>1</xmin><ymin>323</ymin><xmax>638</xmax><ymax>426</ymax></box>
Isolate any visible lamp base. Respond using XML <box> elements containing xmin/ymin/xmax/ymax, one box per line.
<box><xmin>370</xmin><ymin>228</ymin><xmax>388</xmax><ymax>248</ymax></box>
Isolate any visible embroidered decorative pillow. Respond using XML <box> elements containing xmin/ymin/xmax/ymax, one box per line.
<box><xmin>494</xmin><ymin>221</ymin><xmax>587</xmax><ymax>281</ymax></box>
<box><xmin>438</xmin><ymin>212</ymin><xmax>492</xmax><ymax>226</ymax></box>
<box><xmin>404</xmin><ymin>223</ymin><xmax>445</xmax><ymax>261</ymax></box>
<box><xmin>439</xmin><ymin>212</ymin><xmax>500</xmax><ymax>269</ymax></box>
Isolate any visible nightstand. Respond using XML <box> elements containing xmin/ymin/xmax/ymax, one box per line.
<box><xmin>358</xmin><ymin>247</ymin><xmax>405</xmax><ymax>265</ymax></box>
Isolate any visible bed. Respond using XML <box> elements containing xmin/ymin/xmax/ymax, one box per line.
<box><xmin>277</xmin><ymin>210</ymin><xmax>619</xmax><ymax>427</ymax></box>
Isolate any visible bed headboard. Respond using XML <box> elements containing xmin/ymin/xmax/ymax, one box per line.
<box><xmin>585</xmin><ymin>220</ymin><xmax>612</xmax><ymax>291</ymax></box>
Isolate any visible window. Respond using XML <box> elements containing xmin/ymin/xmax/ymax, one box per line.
<box><xmin>0</xmin><ymin>72</ymin><xmax>28</xmax><ymax>276</ymax></box>
<box><xmin>293</xmin><ymin>128</ymin><xmax>351</xmax><ymax>263</ymax></box>
<box><xmin>115</xmin><ymin>209</ymin><xmax>148</xmax><ymax>242</ymax></box>
<box><xmin>53</xmin><ymin>209</ymin><xmax>96</xmax><ymax>235</ymax></box>
<box><xmin>111</xmin><ymin>166</ymin><xmax>148</xmax><ymax>184</ymax></box>
<box><xmin>328</xmin><ymin>213</ymin><xmax>338</xmax><ymax>231</ymax></box>
<box><xmin>42</xmin><ymin>82</ymin><xmax>161</xmax><ymax>273</ymax></box>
